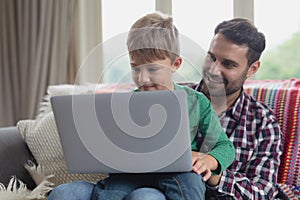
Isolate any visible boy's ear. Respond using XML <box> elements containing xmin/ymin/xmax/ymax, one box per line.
<box><xmin>247</xmin><ymin>60</ymin><xmax>260</xmax><ymax>78</ymax></box>
<box><xmin>172</xmin><ymin>56</ymin><xmax>182</xmax><ymax>72</ymax></box>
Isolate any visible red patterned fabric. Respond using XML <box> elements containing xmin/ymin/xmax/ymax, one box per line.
<box><xmin>244</xmin><ymin>78</ymin><xmax>300</xmax><ymax>199</ymax></box>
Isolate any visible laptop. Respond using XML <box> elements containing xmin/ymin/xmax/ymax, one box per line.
<box><xmin>51</xmin><ymin>90</ymin><xmax>192</xmax><ymax>174</ymax></box>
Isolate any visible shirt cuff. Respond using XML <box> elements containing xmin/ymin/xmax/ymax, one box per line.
<box><xmin>206</xmin><ymin>183</ymin><xmax>219</xmax><ymax>190</ymax></box>
<box><xmin>206</xmin><ymin>183</ymin><xmax>228</xmax><ymax>197</ymax></box>
<box><xmin>217</xmin><ymin>170</ymin><xmax>235</xmax><ymax>196</ymax></box>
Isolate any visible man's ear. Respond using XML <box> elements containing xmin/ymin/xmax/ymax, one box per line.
<box><xmin>247</xmin><ymin>60</ymin><xmax>260</xmax><ymax>78</ymax></box>
<box><xmin>172</xmin><ymin>56</ymin><xmax>182</xmax><ymax>72</ymax></box>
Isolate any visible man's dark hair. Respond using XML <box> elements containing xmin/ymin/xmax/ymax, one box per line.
<box><xmin>215</xmin><ymin>18</ymin><xmax>266</xmax><ymax>66</ymax></box>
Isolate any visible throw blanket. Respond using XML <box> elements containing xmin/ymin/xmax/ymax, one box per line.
<box><xmin>0</xmin><ymin>161</ymin><xmax>54</xmax><ymax>200</ymax></box>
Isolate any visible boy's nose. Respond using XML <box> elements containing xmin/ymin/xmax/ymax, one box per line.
<box><xmin>138</xmin><ymin>70</ymin><xmax>150</xmax><ymax>83</ymax></box>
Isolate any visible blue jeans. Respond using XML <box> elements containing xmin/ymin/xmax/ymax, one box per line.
<box><xmin>48</xmin><ymin>180</ymin><xmax>94</xmax><ymax>200</ymax></box>
<box><xmin>48</xmin><ymin>180</ymin><xmax>165</xmax><ymax>200</ymax></box>
<box><xmin>48</xmin><ymin>172</ymin><xmax>205</xmax><ymax>200</ymax></box>
<box><xmin>92</xmin><ymin>172</ymin><xmax>205</xmax><ymax>200</ymax></box>
<box><xmin>125</xmin><ymin>188</ymin><xmax>166</xmax><ymax>200</ymax></box>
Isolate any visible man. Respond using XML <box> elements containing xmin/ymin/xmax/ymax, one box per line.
<box><xmin>193</xmin><ymin>18</ymin><xmax>283</xmax><ymax>199</ymax></box>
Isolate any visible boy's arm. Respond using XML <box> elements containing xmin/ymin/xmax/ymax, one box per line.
<box><xmin>197</xmin><ymin>95</ymin><xmax>235</xmax><ymax>175</ymax></box>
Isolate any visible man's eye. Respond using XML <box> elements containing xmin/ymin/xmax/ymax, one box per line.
<box><xmin>207</xmin><ymin>53</ymin><xmax>216</xmax><ymax>62</ymax></box>
<box><xmin>222</xmin><ymin>61</ymin><xmax>236</xmax><ymax>68</ymax></box>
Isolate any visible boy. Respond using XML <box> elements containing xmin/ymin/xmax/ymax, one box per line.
<box><xmin>48</xmin><ymin>12</ymin><xmax>235</xmax><ymax>200</ymax></box>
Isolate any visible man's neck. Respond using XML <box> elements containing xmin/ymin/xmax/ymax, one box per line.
<box><xmin>196</xmin><ymin>81</ymin><xmax>242</xmax><ymax>116</ymax></box>
<box><xmin>209</xmin><ymin>90</ymin><xmax>241</xmax><ymax>116</ymax></box>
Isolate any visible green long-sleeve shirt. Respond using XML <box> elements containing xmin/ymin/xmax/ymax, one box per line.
<box><xmin>173</xmin><ymin>84</ymin><xmax>235</xmax><ymax>174</ymax></box>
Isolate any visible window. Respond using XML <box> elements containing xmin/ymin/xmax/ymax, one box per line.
<box><xmin>101</xmin><ymin>0</ymin><xmax>233</xmax><ymax>83</ymax></box>
<box><xmin>172</xmin><ymin>0</ymin><xmax>233</xmax><ymax>82</ymax></box>
<box><xmin>102</xmin><ymin>0</ymin><xmax>155</xmax><ymax>83</ymax></box>
<box><xmin>254</xmin><ymin>0</ymin><xmax>300</xmax><ymax>79</ymax></box>
<box><xmin>100</xmin><ymin>0</ymin><xmax>299</xmax><ymax>83</ymax></box>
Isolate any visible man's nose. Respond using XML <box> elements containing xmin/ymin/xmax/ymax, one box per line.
<box><xmin>209</xmin><ymin>60</ymin><xmax>222</xmax><ymax>75</ymax></box>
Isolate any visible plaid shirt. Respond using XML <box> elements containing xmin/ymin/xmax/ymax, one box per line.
<box><xmin>194</xmin><ymin>84</ymin><xmax>283</xmax><ymax>199</ymax></box>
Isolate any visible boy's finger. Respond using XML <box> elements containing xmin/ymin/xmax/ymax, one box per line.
<box><xmin>192</xmin><ymin>163</ymin><xmax>206</xmax><ymax>175</ymax></box>
<box><xmin>202</xmin><ymin>170</ymin><xmax>212</xmax><ymax>182</ymax></box>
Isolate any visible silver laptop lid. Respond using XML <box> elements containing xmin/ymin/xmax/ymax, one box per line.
<box><xmin>51</xmin><ymin>90</ymin><xmax>192</xmax><ymax>173</ymax></box>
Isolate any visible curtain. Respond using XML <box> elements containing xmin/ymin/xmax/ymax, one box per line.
<box><xmin>0</xmin><ymin>0</ymin><xmax>78</xmax><ymax>127</ymax></box>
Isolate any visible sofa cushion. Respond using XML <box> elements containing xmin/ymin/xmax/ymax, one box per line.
<box><xmin>17</xmin><ymin>112</ymin><xmax>108</xmax><ymax>187</ymax></box>
<box><xmin>36</xmin><ymin>84</ymin><xmax>99</xmax><ymax>119</ymax></box>
<box><xmin>0</xmin><ymin>127</ymin><xmax>36</xmax><ymax>190</ymax></box>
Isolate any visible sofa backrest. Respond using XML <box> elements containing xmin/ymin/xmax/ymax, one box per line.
<box><xmin>244</xmin><ymin>78</ymin><xmax>300</xmax><ymax>186</ymax></box>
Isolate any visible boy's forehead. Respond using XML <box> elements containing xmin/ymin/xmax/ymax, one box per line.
<box><xmin>130</xmin><ymin>57</ymin><xmax>171</xmax><ymax>66</ymax></box>
<box><xmin>130</xmin><ymin>59</ymin><xmax>158</xmax><ymax>65</ymax></box>
<box><xmin>129</xmin><ymin>49</ymin><xmax>166</xmax><ymax>62</ymax></box>
<box><xmin>130</xmin><ymin>57</ymin><xmax>155</xmax><ymax>63</ymax></box>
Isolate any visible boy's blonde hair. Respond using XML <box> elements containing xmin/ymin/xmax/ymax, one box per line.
<box><xmin>127</xmin><ymin>12</ymin><xmax>180</xmax><ymax>63</ymax></box>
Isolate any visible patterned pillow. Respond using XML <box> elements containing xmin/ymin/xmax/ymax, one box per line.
<box><xmin>17</xmin><ymin>112</ymin><xmax>108</xmax><ymax>187</ymax></box>
<box><xmin>36</xmin><ymin>84</ymin><xmax>99</xmax><ymax>120</ymax></box>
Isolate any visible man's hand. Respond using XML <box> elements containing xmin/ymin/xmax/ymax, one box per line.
<box><xmin>192</xmin><ymin>151</ymin><xmax>218</xmax><ymax>182</ymax></box>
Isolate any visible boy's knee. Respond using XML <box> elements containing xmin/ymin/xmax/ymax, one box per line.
<box><xmin>176</xmin><ymin>172</ymin><xmax>205</xmax><ymax>185</ymax></box>
<box><xmin>158</xmin><ymin>172</ymin><xmax>206</xmax><ymax>199</ymax></box>
<box><xmin>126</xmin><ymin>188</ymin><xmax>166</xmax><ymax>200</ymax></box>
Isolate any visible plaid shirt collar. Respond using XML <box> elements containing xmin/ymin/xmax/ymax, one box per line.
<box><xmin>221</xmin><ymin>89</ymin><xmax>245</xmax><ymax>122</ymax></box>
<box><xmin>194</xmin><ymin>80</ymin><xmax>245</xmax><ymax>122</ymax></box>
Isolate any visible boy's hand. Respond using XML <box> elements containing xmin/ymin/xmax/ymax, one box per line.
<box><xmin>206</xmin><ymin>173</ymin><xmax>222</xmax><ymax>186</ymax></box>
<box><xmin>192</xmin><ymin>151</ymin><xmax>218</xmax><ymax>182</ymax></box>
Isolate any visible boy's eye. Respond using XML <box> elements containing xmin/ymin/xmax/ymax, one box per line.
<box><xmin>148</xmin><ymin>67</ymin><xmax>159</xmax><ymax>72</ymax></box>
<box><xmin>131</xmin><ymin>67</ymin><xmax>140</xmax><ymax>72</ymax></box>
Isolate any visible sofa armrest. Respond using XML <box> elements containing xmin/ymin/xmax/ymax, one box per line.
<box><xmin>0</xmin><ymin>126</ymin><xmax>36</xmax><ymax>190</ymax></box>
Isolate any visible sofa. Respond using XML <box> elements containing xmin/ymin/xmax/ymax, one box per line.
<box><xmin>0</xmin><ymin>79</ymin><xmax>299</xmax><ymax>199</ymax></box>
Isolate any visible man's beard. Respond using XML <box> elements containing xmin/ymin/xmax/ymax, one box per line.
<box><xmin>200</xmin><ymin>76</ymin><xmax>245</xmax><ymax>98</ymax></box>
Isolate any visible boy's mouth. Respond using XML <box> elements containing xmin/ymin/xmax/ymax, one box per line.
<box><xmin>140</xmin><ymin>85</ymin><xmax>155</xmax><ymax>91</ymax></box>
<box><xmin>139</xmin><ymin>83</ymin><xmax>157</xmax><ymax>91</ymax></box>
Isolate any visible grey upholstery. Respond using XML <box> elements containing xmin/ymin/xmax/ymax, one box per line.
<box><xmin>0</xmin><ymin>126</ymin><xmax>36</xmax><ymax>190</ymax></box>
